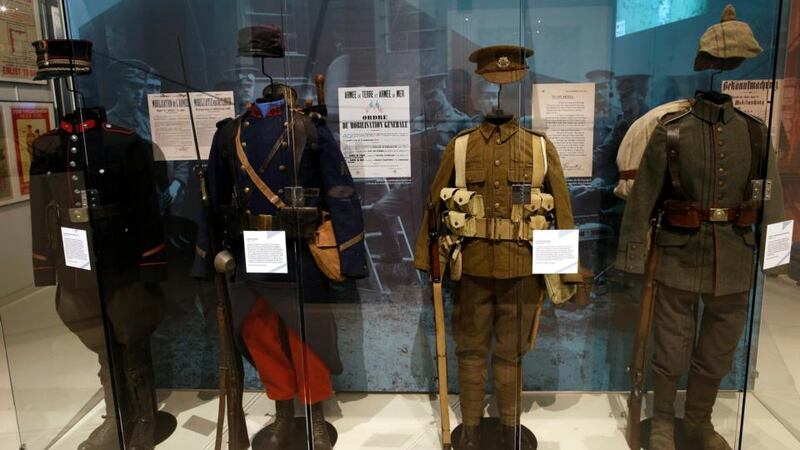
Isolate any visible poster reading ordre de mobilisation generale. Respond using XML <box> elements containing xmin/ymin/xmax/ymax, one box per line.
<box><xmin>532</xmin><ymin>83</ymin><xmax>595</xmax><ymax>178</ymax></box>
<box><xmin>338</xmin><ymin>86</ymin><xmax>411</xmax><ymax>179</ymax></box>
<box><xmin>147</xmin><ymin>91</ymin><xmax>235</xmax><ymax>160</ymax></box>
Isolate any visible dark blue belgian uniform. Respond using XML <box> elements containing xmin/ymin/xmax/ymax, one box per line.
<box><xmin>192</xmin><ymin>98</ymin><xmax>367</xmax><ymax>376</ymax></box>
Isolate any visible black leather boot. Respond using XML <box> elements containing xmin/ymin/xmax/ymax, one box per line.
<box><xmin>79</xmin><ymin>354</ymin><xmax>121</xmax><ymax>450</ymax></box>
<box><xmin>459</xmin><ymin>424</ymin><xmax>481</xmax><ymax>449</ymax></box>
<box><xmin>311</xmin><ymin>402</ymin><xmax>333</xmax><ymax>450</ymax></box>
<box><xmin>124</xmin><ymin>344</ymin><xmax>158</xmax><ymax>450</ymax></box>
<box><xmin>265</xmin><ymin>399</ymin><xmax>295</xmax><ymax>449</ymax></box>
<box><xmin>499</xmin><ymin>424</ymin><xmax>520</xmax><ymax>450</ymax></box>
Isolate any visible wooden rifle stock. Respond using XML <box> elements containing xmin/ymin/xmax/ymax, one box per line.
<box><xmin>428</xmin><ymin>202</ymin><xmax>452</xmax><ymax>449</ymax></box>
<box><xmin>626</xmin><ymin>226</ymin><xmax>661</xmax><ymax>450</ymax></box>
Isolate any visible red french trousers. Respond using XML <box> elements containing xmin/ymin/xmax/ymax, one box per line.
<box><xmin>241</xmin><ymin>297</ymin><xmax>333</xmax><ymax>405</ymax></box>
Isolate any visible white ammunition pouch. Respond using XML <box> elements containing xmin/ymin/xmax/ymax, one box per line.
<box><xmin>440</xmin><ymin>187</ymin><xmax>485</xmax><ymax>217</ymax></box>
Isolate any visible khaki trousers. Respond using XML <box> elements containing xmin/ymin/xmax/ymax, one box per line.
<box><xmin>453</xmin><ymin>275</ymin><xmax>541</xmax><ymax>426</ymax></box>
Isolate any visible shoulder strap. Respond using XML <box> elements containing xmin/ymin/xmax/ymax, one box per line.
<box><xmin>532</xmin><ymin>135</ymin><xmax>547</xmax><ymax>188</ymax></box>
<box><xmin>664</xmin><ymin>120</ymin><xmax>686</xmax><ymax>199</ymax></box>
<box><xmin>235</xmin><ymin>125</ymin><xmax>286</xmax><ymax>209</ymax></box>
<box><xmin>454</xmin><ymin>133</ymin><xmax>470</xmax><ymax>188</ymax></box>
<box><xmin>745</xmin><ymin>115</ymin><xmax>765</xmax><ymax>202</ymax></box>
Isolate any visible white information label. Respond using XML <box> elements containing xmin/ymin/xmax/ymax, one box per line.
<box><xmin>243</xmin><ymin>231</ymin><xmax>288</xmax><ymax>274</ymax></box>
<box><xmin>531</xmin><ymin>83</ymin><xmax>595</xmax><ymax>178</ymax></box>
<box><xmin>338</xmin><ymin>86</ymin><xmax>411</xmax><ymax>178</ymax></box>
<box><xmin>147</xmin><ymin>91</ymin><xmax>236</xmax><ymax>161</ymax></box>
<box><xmin>763</xmin><ymin>220</ymin><xmax>794</xmax><ymax>270</ymax></box>
<box><xmin>532</xmin><ymin>229</ymin><xmax>580</xmax><ymax>274</ymax></box>
<box><xmin>60</xmin><ymin>227</ymin><xmax>91</xmax><ymax>271</ymax></box>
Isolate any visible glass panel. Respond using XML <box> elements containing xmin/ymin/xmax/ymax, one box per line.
<box><xmin>741</xmin><ymin>0</ymin><xmax>800</xmax><ymax>448</ymax></box>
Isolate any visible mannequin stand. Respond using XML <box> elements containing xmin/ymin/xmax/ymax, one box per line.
<box><xmin>639</xmin><ymin>418</ymin><xmax>688</xmax><ymax>449</ymax></box>
<box><xmin>155</xmin><ymin>411</ymin><xmax>178</xmax><ymax>444</ymax></box>
<box><xmin>251</xmin><ymin>417</ymin><xmax>338</xmax><ymax>449</ymax></box>
<box><xmin>452</xmin><ymin>419</ymin><xmax>537</xmax><ymax>450</ymax></box>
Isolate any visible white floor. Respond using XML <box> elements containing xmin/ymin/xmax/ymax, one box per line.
<box><xmin>0</xmin><ymin>276</ymin><xmax>798</xmax><ymax>449</ymax></box>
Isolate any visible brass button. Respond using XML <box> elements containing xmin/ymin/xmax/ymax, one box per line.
<box><xmin>69</xmin><ymin>161</ymin><xmax>76</xmax><ymax>167</ymax></box>
<box><xmin>240</xmin><ymin>164</ymin><xmax>246</xmax><ymax>170</ymax></box>
<box><xmin>494</xmin><ymin>160</ymin><xmax>501</xmax><ymax>166</ymax></box>
<box><xmin>98</xmin><ymin>169</ymin><xmax>105</xmax><ymax>174</ymax></box>
<box><xmin>718</xmin><ymin>181</ymin><xmax>724</xmax><ymax>186</ymax></box>
<box><xmin>495</xmin><ymin>138</ymin><xmax>502</xmax><ymax>145</ymax></box>
<box><xmin>717</xmin><ymin>127</ymin><xmax>723</xmax><ymax>132</ymax></box>
<box><xmin>718</xmin><ymin>140</ymin><xmax>724</xmax><ymax>146</ymax></box>
<box><xmin>243</xmin><ymin>187</ymin><xmax>251</xmax><ymax>193</ymax></box>
<box><xmin>524</xmin><ymin>173</ymin><xmax>529</xmax><ymax>178</ymax></box>
<box><xmin>720</xmin><ymin>153</ymin><xmax>725</xmax><ymax>158</ymax></box>
<box><xmin>245</xmin><ymin>209</ymin><xmax>251</xmax><ymax>215</ymax></box>
<box><xmin>241</xmin><ymin>141</ymin><xmax>247</xmax><ymax>147</ymax></box>
<box><xmin>71</xmin><ymin>175</ymin><xmax>78</xmax><ymax>181</ymax></box>
<box><xmin>494</xmin><ymin>181</ymin><xmax>500</xmax><ymax>188</ymax></box>
<box><xmin>73</xmin><ymin>189</ymin><xmax>80</xmax><ymax>194</ymax></box>
<box><xmin>71</xmin><ymin>147</ymin><xmax>78</xmax><ymax>154</ymax></box>
<box><xmin>244</xmin><ymin>121</ymin><xmax>250</xmax><ymax>127</ymax></box>
<box><xmin>278</xmin><ymin>164</ymin><xmax>288</xmax><ymax>171</ymax></box>
<box><xmin>718</xmin><ymin>167</ymin><xmax>724</xmax><ymax>173</ymax></box>
<box><xmin>283</xmin><ymin>121</ymin><xmax>289</xmax><ymax>127</ymax></box>
<box><xmin>281</xmin><ymin>141</ymin><xmax>288</xmax><ymax>147</ymax></box>
<box><xmin>494</xmin><ymin>202</ymin><xmax>500</xmax><ymax>209</ymax></box>
<box><xmin>71</xmin><ymin>135</ymin><xmax>78</xmax><ymax>142</ymax></box>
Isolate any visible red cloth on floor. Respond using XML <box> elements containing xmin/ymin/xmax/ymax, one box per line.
<box><xmin>241</xmin><ymin>297</ymin><xmax>333</xmax><ymax>405</ymax></box>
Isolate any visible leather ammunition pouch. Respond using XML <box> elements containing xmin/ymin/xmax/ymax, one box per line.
<box><xmin>244</xmin><ymin>208</ymin><xmax>320</xmax><ymax>239</ymax></box>
<box><xmin>308</xmin><ymin>213</ymin><xmax>345</xmax><ymax>282</ymax></box>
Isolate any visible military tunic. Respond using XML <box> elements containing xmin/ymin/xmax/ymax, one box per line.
<box><xmin>29</xmin><ymin>108</ymin><xmax>167</xmax><ymax>448</ymax></box>
<box><xmin>192</xmin><ymin>99</ymin><xmax>367</xmax><ymax>382</ymax></box>
<box><xmin>617</xmin><ymin>94</ymin><xmax>786</xmax><ymax>383</ymax></box>
<box><xmin>616</xmin><ymin>95</ymin><xmax>785</xmax><ymax>295</ymax></box>
<box><xmin>414</xmin><ymin>119</ymin><xmax>581</xmax><ymax>427</ymax></box>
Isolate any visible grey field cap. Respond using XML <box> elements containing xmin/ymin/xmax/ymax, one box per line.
<box><xmin>695</xmin><ymin>4</ymin><xmax>763</xmax><ymax>71</ymax></box>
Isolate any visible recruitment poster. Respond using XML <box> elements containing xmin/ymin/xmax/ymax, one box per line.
<box><xmin>338</xmin><ymin>86</ymin><xmax>411</xmax><ymax>178</ymax></box>
<box><xmin>0</xmin><ymin>137</ymin><xmax>12</xmax><ymax>203</ymax></box>
<box><xmin>148</xmin><ymin>91</ymin><xmax>235</xmax><ymax>160</ymax></box>
<box><xmin>0</xmin><ymin>0</ymin><xmax>41</xmax><ymax>83</ymax></box>
<box><xmin>532</xmin><ymin>82</ymin><xmax>595</xmax><ymax>178</ymax></box>
<box><xmin>11</xmin><ymin>104</ymin><xmax>51</xmax><ymax>196</ymax></box>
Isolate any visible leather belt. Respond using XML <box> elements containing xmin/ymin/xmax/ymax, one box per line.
<box><xmin>62</xmin><ymin>203</ymin><xmax>127</xmax><ymax>224</ymax></box>
<box><xmin>246</xmin><ymin>214</ymin><xmax>275</xmax><ymax>231</ymax></box>
<box><xmin>700</xmin><ymin>207</ymin><xmax>738</xmax><ymax>222</ymax></box>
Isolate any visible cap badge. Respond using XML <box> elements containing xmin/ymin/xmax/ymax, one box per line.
<box><xmin>497</xmin><ymin>56</ymin><xmax>511</xmax><ymax>68</ymax></box>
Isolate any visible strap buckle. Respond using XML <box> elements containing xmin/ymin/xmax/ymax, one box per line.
<box><xmin>709</xmin><ymin>208</ymin><xmax>729</xmax><ymax>222</ymax></box>
<box><xmin>68</xmin><ymin>207</ymin><xmax>89</xmax><ymax>223</ymax></box>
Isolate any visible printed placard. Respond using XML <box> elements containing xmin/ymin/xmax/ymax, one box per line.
<box><xmin>243</xmin><ymin>230</ymin><xmax>288</xmax><ymax>274</ymax></box>
<box><xmin>532</xmin><ymin>229</ymin><xmax>580</xmax><ymax>274</ymax></box>
<box><xmin>338</xmin><ymin>86</ymin><xmax>410</xmax><ymax>178</ymax></box>
<box><xmin>60</xmin><ymin>227</ymin><xmax>91</xmax><ymax>271</ymax></box>
<box><xmin>763</xmin><ymin>220</ymin><xmax>794</xmax><ymax>270</ymax></box>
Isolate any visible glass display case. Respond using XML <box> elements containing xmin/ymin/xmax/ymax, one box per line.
<box><xmin>0</xmin><ymin>0</ymin><xmax>797</xmax><ymax>449</ymax></box>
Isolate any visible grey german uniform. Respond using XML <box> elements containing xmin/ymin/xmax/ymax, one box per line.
<box><xmin>617</xmin><ymin>94</ymin><xmax>785</xmax><ymax>382</ymax></box>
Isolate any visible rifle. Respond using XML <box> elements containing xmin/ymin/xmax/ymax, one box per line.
<box><xmin>428</xmin><ymin>202</ymin><xmax>452</xmax><ymax>449</ymax></box>
<box><xmin>176</xmin><ymin>40</ymin><xmax>249</xmax><ymax>450</ymax></box>
<box><xmin>626</xmin><ymin>218</ymin><xmax>662</xmax><ymax>450</ymax></box>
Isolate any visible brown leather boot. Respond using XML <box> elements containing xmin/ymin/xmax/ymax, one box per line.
<box><xmin>265</xmin><ymin>399</ymin><xmax>295</xmax><ymax>449</ymax></box>
<box><xmin>649</xmin><ymin>372</ymin><xmax>678</xmax><ymax>450</ymax></box>
<box><xmin>310</xmin><ymin>402</ymin><xmax>333</xmax><ymax>450</ymax></box>
<box><xmin>683</xmin><ymin>373</ymin><xmax>732</xmax><ymax>450</ymax></box>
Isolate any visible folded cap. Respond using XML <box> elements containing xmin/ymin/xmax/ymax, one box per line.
<box><xmin>238</xmin><ymin>24</ymin><xmax>285</xmax><ymax>58</ymax></box>
<box><xmin>469</xmin><ymin>45</ymin><xmax>533</xmax><ymax>85</ymax></box>
<box><xmin>695</xmin><ymin>4</ymin><xmax>762</xmax><ymax>71</ymax></box>
<box><xmin>31</xmin><ymin>39</ymin><xmax>93</xmax><ymax>81</ymax></box>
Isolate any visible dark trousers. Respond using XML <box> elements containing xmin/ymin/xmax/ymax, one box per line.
<box><xmin>651</xmin><ymin>283</ymin><xmax>749</xmax><ymax>381</ymax></box>
<box><xmin>453</xmin><ymin>275</ymin><xmax>542</xmax><ymax>427</ymax></box>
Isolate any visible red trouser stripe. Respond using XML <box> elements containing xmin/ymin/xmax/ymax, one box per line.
<box><xmin>241</xmin><ymin>297</ymin><xmax>333</xmax><ymax>405</ymax></box>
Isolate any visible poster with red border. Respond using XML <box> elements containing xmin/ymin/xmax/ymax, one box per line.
<box><xmin>4</xmin><ymin>104</ymin><xmax>52</xmax><ymax>201</ymax></box>
<box><xmin>0</xmin><ymin>0</ymin><xmax>44</xmax><ymax>84</ymax></box>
